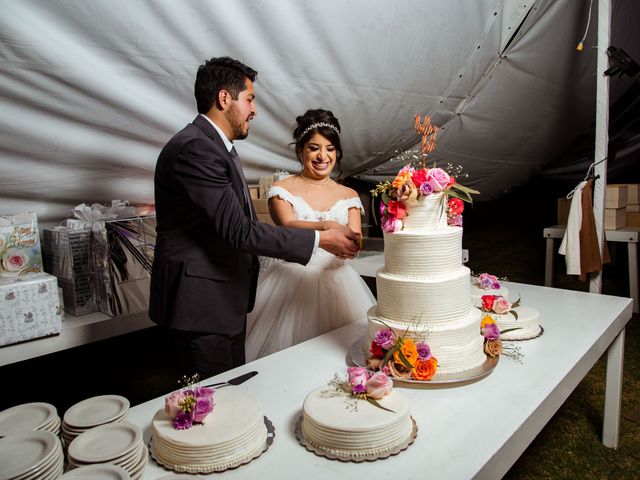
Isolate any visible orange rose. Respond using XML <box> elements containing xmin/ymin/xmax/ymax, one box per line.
<box><xmin>393</xmin><ymin>338</ymin><xmax>418</xmax><ymax>367</ymax></box>
<box><xmin>392</xmin><ymin>170</ymin><xmax>412</xmax><ymax>190</ymax></box>
<box><xmin>412</xmin><ymin>357</ymin><xmax>438</xmax><ymax>381</ymax></box>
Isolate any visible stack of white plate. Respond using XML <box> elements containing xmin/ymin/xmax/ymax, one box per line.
<box><xmin>0</xmin><ymin>430</ymin><xmax>64</xmax><ymax>480</ymax></box>
<box><xmin>59</xmin><ymin>463</ymin><xmax>131</xmax><ymax>479</ymax></box>
<box><xmin>61</xmin><ymin>395</ymin><xmax>129</xmax><ymax>448</ymax></box>
<box><xmin>66</xmin><ymin>422</ymin><xmax>147</xmax><ymax>480</ymax></box>
<box><xmin>0</xmin><ymin>402</ymin><xmax>61</xmax><ymax>438</ymax></box>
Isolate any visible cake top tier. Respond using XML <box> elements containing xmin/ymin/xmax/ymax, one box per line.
<box><xmin>401</xmin><ymin>193</ymin><xmax>448</xmax><ymax>231</ymax></box>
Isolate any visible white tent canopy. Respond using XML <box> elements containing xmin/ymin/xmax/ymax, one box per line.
<box><xmin>1</xmin><ymin>0</ymin><xmax>638</xmax><ymax>223</ymax></box>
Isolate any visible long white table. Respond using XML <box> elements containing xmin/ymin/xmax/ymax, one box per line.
<box><xmin>128</xmin><ymin>282</ymin><xmax>632</xmax><ymax>479</ymax></box>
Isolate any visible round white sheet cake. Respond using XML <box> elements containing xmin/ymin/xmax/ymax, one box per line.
<box><xmin>493</xmin><ymin>306</ymin><xmax>542</xmax><ymax>340</ymax></box>
<box><xmin>151</xmin><ymin>387</ymin><xmax>267</xmax><ymax>473</ymax></box>
<box><xmin>300</xmin><ymin>386</ymin><xmax>414</xmax><ymax>459</ymax></box>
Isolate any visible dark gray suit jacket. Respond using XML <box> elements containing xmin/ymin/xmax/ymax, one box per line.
<box><xmin>150</xmin><ymin>115</ymin><xmax>314</xmax><ymax>335</ymax></box>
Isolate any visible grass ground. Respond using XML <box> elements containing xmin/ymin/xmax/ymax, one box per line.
<box><xmin>0</xmin><ymin>178</ymin><xmax>638</xmax><ymax>478</ymax></box>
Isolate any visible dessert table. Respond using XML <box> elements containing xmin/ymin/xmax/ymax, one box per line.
<box><xmin>128</xmin><ymin>282</ymin><xmax>632</xmax><ymax>479</ymax></box>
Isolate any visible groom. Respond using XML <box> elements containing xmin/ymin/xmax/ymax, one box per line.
<box><xmin>150</xmin><ymin>56</ymin><xmax>360</xmax><ymax>379</ymax></box>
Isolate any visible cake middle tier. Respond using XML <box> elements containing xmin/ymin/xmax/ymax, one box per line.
<box><xmin>383</xmin><ymin>227</ymin><xmax>462</xmax><ymax>276</ymax></box>
<box><xmin>376</xmin><ymin>266</ymin><xmax>472</xmax><ymax>323</ymax></box>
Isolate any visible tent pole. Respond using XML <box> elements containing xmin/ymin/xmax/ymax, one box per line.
<box><xmin>590</xmin><ymin>0</ymin><xmax>611</xmax><ymax>295</ymax></box>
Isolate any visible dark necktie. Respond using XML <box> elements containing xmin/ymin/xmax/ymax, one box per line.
<box><xmin>230</xmin><ymin>146</ymin><xmax>254</xmax><ymax>217</ymax></box>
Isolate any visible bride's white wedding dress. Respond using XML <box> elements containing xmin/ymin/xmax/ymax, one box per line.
<box><xmin>245</xmin><ymin>185</ymin><xmax>376</xmax><ymax>362</ymax></box>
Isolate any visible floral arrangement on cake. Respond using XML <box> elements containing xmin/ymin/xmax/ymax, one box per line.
<box><xmin>475</xmin><ymin>273</ymin><xmax>503</xmax><ymax>290</ymax></box>
<box><xmin>327</xmin><ymin>368</ymin><xmax>395</xmax><ymax>412</ymax></box>
<box><xmin>479</xmin><ymin>294</ymin><xmax>520</xmax><ymax>320</ymax></box>
<box><xmin>366</xmin><ymin>328</ymin><xmax>438</xmax><ymax>381</ymax></box>
<box><xmin>480</xmin><ymin>315</ymin><xmax>523</xmax><ymax>361</ymax></box>
<box><xmin>164</xmin><ymin>375</ymin><xmax>215</xmax><ymax>430</ymax></box>
<box><xmin>370</xmin><ymin>115</ymin><xmax>479</xmax><ymax>233</ymax></box>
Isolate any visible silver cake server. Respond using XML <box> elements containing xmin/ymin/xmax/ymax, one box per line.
<box><xmin>204</xmin><ymin>370</ymin><xmax>258</xmax><ymax>388</ymax></box>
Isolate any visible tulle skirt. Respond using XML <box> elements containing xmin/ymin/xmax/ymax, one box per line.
<box><xmin>245</xmin><ymin>254</ymin><xmax>375</xmax><ymax>362</ymax></box>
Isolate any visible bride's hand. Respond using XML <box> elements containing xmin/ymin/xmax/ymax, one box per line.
<box><xmin>321</xmin><ymin>220</ymin><xmax>352</xmax><ymax>235</ymax></box>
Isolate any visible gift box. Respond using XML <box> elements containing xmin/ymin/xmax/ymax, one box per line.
<box><xmin>99</xmin><ymin>215</ymin><xmax>156</xmax><ymax>317</ymax></box>
<box><xmin>0</xmin><ymin>272</ymin><xmax>62</xmax><ymax>347</ymax></box>
<box><xmin>42</xmin><ymin>227</ymin><xmax>98</xmax><ymax>316</ymax></box>
<box><xmin>0</xmin><ymin>211</ymin><xmax>43</xmax><ymax>277</ymax></box>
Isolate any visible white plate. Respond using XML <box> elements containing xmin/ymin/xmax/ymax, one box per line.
<box><xmin>63</xmin><ymin>395</ymin><xmax>129</xmax><ymax>428</ymax></box>
<box><xmin>18</xmin><ymin>447</ymin><xmax>63</xmax><ymax>480</ymax></box>
<box><xmin>0</xmin><ymin>430</ymin><xmax>59</xmax><ymax>480</ymax></box>
<box><xmin>68</xmin><ymin>422</ymin><xmax>142</xmax><ymax>464</ymax></box>
<box><xmin>0</xmin><ymin>403</ymin><xmax>57</xmax><ymax>437</ymax></box>
<box><xmin>60</xmin><ymin>463</ymin><xmax>130</xmax><ymax>480</ymax></box>
<box><xmin>155</xmin><ymin>475</ymin><xmax>205</xmax><ymax>480</ymax></box>
<box><xmin>127</xmin><ymin>444</ymin><xmax>148</xmax><ymax>480</ymax></box>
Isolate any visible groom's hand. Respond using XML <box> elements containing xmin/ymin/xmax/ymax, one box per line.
<box><xmin>319</xmin><ymin>228</ymin><xmax>361</xmax><ymax>259</ymax></box>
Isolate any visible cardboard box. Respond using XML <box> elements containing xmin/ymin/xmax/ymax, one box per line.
<box><xmin>248</xmin><ymin>185</ymin><xmax>260</xmax><ymax>199</ymax></box>
<box><xmin>626</xmin><ymin>211</ymin><xmax>640</xmax><ymax>227</ymax></box>
<box><xmin>252</xmin><ymin>198</ymin><xmax>270</xmax><ymax>214</ymax></box>
<box><xmin>605</xmin><ymin>185</ymin><xmax>628</xmax><ymax>209</ymax></box>
<box><xmin>557</xmin><ymin>197</ymin><xmax>571</xmax><ymax>225</ymax></box>
<box><xmin>626</xmin><ymin>204</ymin><xmax>640</xmax><ymax>213</ymax></box>
<box><xmin>617</xmin><ymin>183</ymin><xmax>639</xmax><ymax>204</ymax></box>
<box><xmin>604</xmin><ymin>207</ymin><xmax>626</xmax><ymax>230</ymax></box>
<box><xmin>0</xmin><ymin>273</ymin><xmax>62</xmax><ymax>346</ymax></box>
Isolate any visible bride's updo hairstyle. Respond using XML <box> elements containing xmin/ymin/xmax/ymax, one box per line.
<box><xmin>292</xmin><ymin>109</ymin><xmax>343</xmax><ymax>173</ymax></box>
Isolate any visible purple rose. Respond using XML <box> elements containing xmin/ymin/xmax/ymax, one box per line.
<box><xmin>373</xmin><ymin>329</ymin><xmax>395</xmax><ymax>349</ymax></box>
<box><xmin>481</xmin><ymin>322</ymin><xmax>500</xmax><ymax>340</ymax></box>
<box><xmin>419</xmin><ymin>182</ymin><xmax>433</xmax><ymax>196</ymax></box>
<box><xmin>479</xmin><ymin>273</ymin><xmax>499</xmax><ymax>290</ymax></box>
<box><xmin>416</xmin><ymin>342</ymin><xmax>432</xmax><ymax>360</ymax></box>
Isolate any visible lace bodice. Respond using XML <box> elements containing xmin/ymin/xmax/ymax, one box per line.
<box><xmin>260</xmin><ymin>185</ymin><xmax>364</xmax><ymax>270</ymax></box>
<box><xmin>267</xmin><ymin>185</ymin><xmax>364</xmax><ymax>225</ymax></box>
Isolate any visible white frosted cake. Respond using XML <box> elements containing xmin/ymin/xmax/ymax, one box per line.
<box><xmin>493</xmin><ymin>306</ymin><xmax>542</xmax><ymax>340</ymax></box>
<box><xmin>151</xmin><ymin>388</ymin><xmax>267</xmax><ymax>473</ymax></box>
<box><xmin>367</xmin><ymin>193</ymin><xmax>486</xmax><ymax>374</ymax></box>
<box><xmin>300</xmin><ymin>385</ymin><xmax>414</xmax><ymax>459</ymax></box>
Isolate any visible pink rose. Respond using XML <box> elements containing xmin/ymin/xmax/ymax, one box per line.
<box><xmin>493</xmin><ymin>296</ymin><xmax>512</xmax><ymax>314</ymax></box>
<box><xmin>365</xmin><ymin>371</ymin><xmax>393</xmax><ymax>399</ymax></box>
<box><xmin>193</xmin><ymin>389</ymin><xmax>214</xmax><ymax>423</ymax></box>
<box><xmin>425</xmin><ymin>168</ymin><xmax>450</xmax><ymax>192</ymax></box>
<box><xmin>479</xmin><ymin>273</ymin><xmax>498</xmax><ymax>290</ymax></box>
<box><xmin>2</xmin><ymin>249</ymin><xmax>29</xmax><ymax>272</ymax></box>
<box><xmin>347</xmin><ymin>366</ymin><xmax>370</xmax><ymax>390</ymax></box>
<box><xmin>164</xmin><ymin>390</ymin><xmax>184</xmax><ymax>418</ymax></box>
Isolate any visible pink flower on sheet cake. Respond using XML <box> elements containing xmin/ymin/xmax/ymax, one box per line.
<box><xmin>425</xmin><ymin>168</ymin><xmax>450</xmax><ymax>191</ymax></box>
<box><xmin>347</xmin><ymin>366</ymin><xmax>370</xmax><ymax>393</ymax></box>
<box><xmin>173</xmin><ymin>411</ymin><xmax>193</xmax><ymax>430</ymax></box>
<box><xmin>2</xmin><ymin>248</ymin><xmax>30</xmax><ymax>272</ymax></box>
<box><xmin>192</xmin><ymin>387</ymin><xmax>214</xmax><ymax>423</ymax></box>
<box><xmin>479</xmin><ymin>273</ymin><xmax>500</xmax><ymax>290</ymax></box>
<box><xmin>492</xmin><ymin>296</ymin><xmax>512</xmax><ymax>314</ymax></box>
<box><xmin>373</xmin><ymin>328</ymin><xmax>395</xmax><ymax>349</ymax></box>
<box><xmin>365</xmin><ymin>372</ymin><xmax>393</xmax><ymax>399</ymax></box>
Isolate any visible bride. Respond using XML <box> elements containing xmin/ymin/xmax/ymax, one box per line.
<box><xmin>245</xmin><ymin>109</ymin><xmax>376</xmax><ymax>361</ymax></box>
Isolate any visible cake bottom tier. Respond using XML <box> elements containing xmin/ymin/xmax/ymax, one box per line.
<box><xmin>366</xmin><ymin>306</ymin><xmax>486</xmax><ymax>375</ymax></box>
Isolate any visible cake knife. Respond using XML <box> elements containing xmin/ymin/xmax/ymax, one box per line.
<box><xmin>204</xmin><ymin>370</ymin><xmax>258</xmax><ymax>388</ymax></box>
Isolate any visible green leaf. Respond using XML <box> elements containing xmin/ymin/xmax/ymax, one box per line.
<box><xmin>509</xmin><ymin>309</ymin><xmax>519</xmax><ymax>321</ymax></box>
<box><xmin>366</xmin><ymin>396</ymin><xmax>396</xmax><ymax>413</ymax></box>
<box><xmin>511</xmin><ymin>295</ymin><xmax>521</xmax><ymax>309</ymax></box>
<box><xmin>499</xmin><ymin>327</ymin><xmax>521</xmax><ymax>334</ymax></box>
<box><xmin>398</xmin><ymin>349</ymin><xmax>414</xmax><ymax>369</ymax></box>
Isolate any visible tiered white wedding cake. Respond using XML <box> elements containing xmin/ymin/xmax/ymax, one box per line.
<box><xmin>366</xmin><ymin>192</ymin><xmax>486</xmax><ymax>375</ymax></box>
